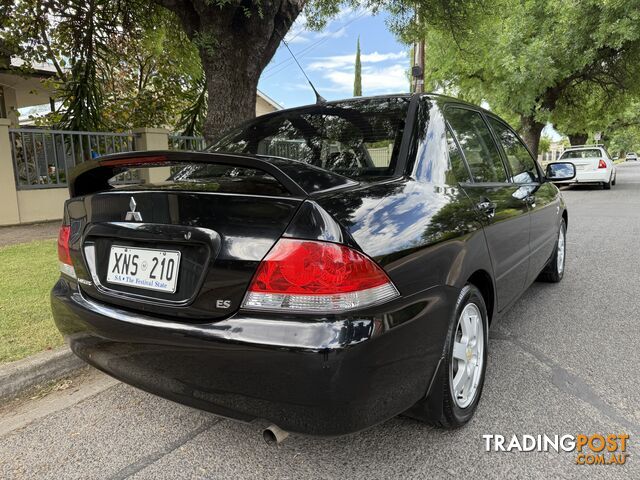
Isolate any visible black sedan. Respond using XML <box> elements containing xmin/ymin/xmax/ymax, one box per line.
<box><xmin>51</xmin><ymin>94</ymin><xmax>575</xmax><ymax>438</ymax></box>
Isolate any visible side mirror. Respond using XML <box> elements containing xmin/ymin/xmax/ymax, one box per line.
<box><xmin>546</xmin><ymin>162</ymin><xmax>576</xmax><ymax>182</ymax></box>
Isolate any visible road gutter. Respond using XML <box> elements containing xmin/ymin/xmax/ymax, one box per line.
<box><xmin>0</xmin><ymin>345</ymin><xmax>86</xmax><ymax>401</ymax></box>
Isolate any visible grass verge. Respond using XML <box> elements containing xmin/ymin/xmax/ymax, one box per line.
<box><xmin>0</xmin><ymin>240</ymin><xmax>62</xmax><ymax>364</ymax></box>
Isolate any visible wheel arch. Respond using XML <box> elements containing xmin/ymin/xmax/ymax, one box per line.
<box><xmin>467</xmin><ymin>270</ymin><xmax>495</xmax><ymax>325</ymax></box>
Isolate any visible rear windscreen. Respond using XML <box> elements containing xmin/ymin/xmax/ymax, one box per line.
<box><xmin>207</xmin><ymin>97</ymin><xmax>411</xmax><ymax>180</ymax></box>
<box><xmin>560</xmin><ymin>149</ymin><xmax>601</xmax><ymax>159</ymax></box>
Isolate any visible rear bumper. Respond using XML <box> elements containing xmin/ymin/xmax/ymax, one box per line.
<box><xmin>51</xmin><ymin>278</ymin><xmax>454</xmax><ymax>436</ymax></box>
<box><xmin>554</xmin><ymin>169</ymin><xmax>612</xmax><ymax>184</ymax></box>
<box><xmin>575</xmin><ymin>169</ymin><xmax>611</xmax><ymax>183</ymax></box>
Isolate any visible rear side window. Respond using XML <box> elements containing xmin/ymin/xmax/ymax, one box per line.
<box><xmin>445</xmin><ymin>107</ymin><xmax>507</xmax><ymax>183</ymax></box>
<box><xmin>487</xmin><ymin>117</ymin><xmax>540</xmax><ymax>183</ymax></box>
<box><xmin>446</xmin><ymin>128</ymin><xmax>471</xmax><ymax>183</ymax></box>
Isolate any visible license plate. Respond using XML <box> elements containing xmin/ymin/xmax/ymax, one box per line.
<box><xmin>106</xmin><ymin>246</ymin><xmax>181</xmax><ymax>293</ymax></box>
<box><xmin>575</xmin><ymin>165</ymin><xmax>586</xmax><ymax>171</ymax></box>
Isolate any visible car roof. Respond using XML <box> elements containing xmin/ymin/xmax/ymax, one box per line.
<box><xmin>564</xmin><ymin>146</ymin><xmax>603</xmax><ymax>150</ymax></box>
<box><xmin>562</xmin><ymin>147</ymin><xmax>606</xmax><ymax>153</ymax></box>
<box><xmin>256</xmin><ymin>92</ymin><xmax>495</xmax><ymax>116</ymax></box>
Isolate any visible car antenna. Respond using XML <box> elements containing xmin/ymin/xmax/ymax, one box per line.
<box><xmin>282</xmin><ymin>39</ymin><xmax>326</xmax><ymax>104</ymax></box>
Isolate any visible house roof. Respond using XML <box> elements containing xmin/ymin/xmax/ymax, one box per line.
<box><xmin>257</xmin><ymin>90</ymin><xmax>283</xmax><ymax>110</ymax></box>
<box><xmin>4</xmin><ymin>58</ymin><xmax>58</xmax><ymax>77</ymax></box>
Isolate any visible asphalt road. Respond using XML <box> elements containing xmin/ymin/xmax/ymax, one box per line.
<box><xmin>2</xmin><ymin>163</ymin><xmax>640</xmax><ymax>479</ymax></box>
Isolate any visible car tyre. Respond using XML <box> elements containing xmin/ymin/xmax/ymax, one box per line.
<box><xmin>603</xmin><ymin>177</ymin><xmax>612</xmax><ymax>190</ymax></box>
<box><xmin>537</xmin><ymin>219</ymin><xmax>566</xmax><ymax>283</ymax></box>
<box><xmin>612</xmin><ymin>175</ymin><xmax>616</xmax><ymax>186</ymax></box>
<box><xmin>406</xmin><ymin>284</ymin><xmax>488</xmax><ymax>428</ymax></box>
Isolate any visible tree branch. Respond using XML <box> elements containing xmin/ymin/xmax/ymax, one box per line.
<box><xmin>153</xmin><ymin>0</ymin><xmax>200</xmax><ymax>38</ymax></box>
<box><xmin>35</xmin><ymin>11</ymin><xmax>66</xmax><ymax>80</ymax></box>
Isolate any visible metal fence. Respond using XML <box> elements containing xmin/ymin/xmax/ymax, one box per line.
<box><xmin>9</xmin><ymin>128</ymin><xmax>135</xmax><ymax>189</ymax></box>
<box><xmin>169</xmin><ymin>135</ymin><xmax>206</xmax><ymax>152</ymax></box>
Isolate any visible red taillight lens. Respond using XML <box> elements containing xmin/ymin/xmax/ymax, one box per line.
<box><xmin>250</xmin><ymin>239</ymin><xmax>389</xmax><ymax>294</ymax></box>
<box><xmin>598</xmin><ymin>159</ymin><xmax>607</xmax><ymax>169</ymax></box>
<box><xmin>243</xmin><ymin>239</ymin><xmax>399</xmax><ymax>312</ymax></box>
<box><xmin>58</xmin><ymin>225</ymin><xmax>76</xmax><ymax>278</ymax></box>
<box><xmin>58</xmin><ymin>225</ymin><xmax>72</xmax><ymax>264</ymax></box>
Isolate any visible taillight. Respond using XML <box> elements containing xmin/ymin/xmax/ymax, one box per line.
<box><xmin>58</xmin><ymin>225</ymin><xmax>76</xmax><ymax>278</ymax></box>
<box><xmin>242</xmin><ymin>239</ymin><xmax>399</xmax><ymax>312</ymax></box>
<box><xmin>598</xmin><ymin>159</ymin><xmax>607</xmax><ymax>169</ymax></box>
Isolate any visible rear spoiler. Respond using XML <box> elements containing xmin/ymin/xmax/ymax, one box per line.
<box><xmin>68</xmin><ymin>150</ymin><xmax>356</xmax><ymax>198</ymax></box>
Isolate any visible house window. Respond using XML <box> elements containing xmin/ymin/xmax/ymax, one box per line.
<box><xmin>0</xmin><ymin>86</ymin><xmax>6</xmax><ymax>118</ymax></box>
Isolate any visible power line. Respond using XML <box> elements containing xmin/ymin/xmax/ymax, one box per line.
<box><xmin>262</xmin><ymin>36</ymin><xmax>333</xmax><ymax>79</ymax></box>
<box><xmin>262</xmin><ymin>10</ymin><xmax>369</xmax><ymax>79</ymax></box>
<box><xmin>264</xmin><ymin>11</ymin><xmax>367</xmax><ymax>74</ymax></box>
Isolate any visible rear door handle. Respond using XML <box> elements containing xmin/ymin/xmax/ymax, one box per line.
<box><xmin>476</xmin><ymin>200</ymin><xmax>497</xmax><ymax>219</ymax></box>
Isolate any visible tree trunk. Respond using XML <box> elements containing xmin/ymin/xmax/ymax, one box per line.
<box><xmin>568</xmin><ymin>133</ymin><xmax>589</xmax><ymax>146</ymax></box>
<box><xmin>200</xmin><ymin>39</ymin><xmax>261</xmax><ymax>142</ymax></box>
<box><xmin>158</xmin><ymin>0</ymin><xmax>304</xmax><ymax>142</ymax></box>
<box><xmin>520</xmin><ymin>114</ymin><xmax>545</xmax><ymax>158</ymax></box>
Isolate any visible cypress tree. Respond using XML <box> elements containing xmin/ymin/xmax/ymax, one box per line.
<box><xmin>354</xmin><ymin>37</ymin><xmax>362</xmax><ymax>97</ymax></box>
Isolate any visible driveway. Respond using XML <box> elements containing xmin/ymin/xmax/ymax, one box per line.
<box><xmin>1</xmin><ymin>164</ymin><xmax>640</xmax><ymax>479</ymax></box>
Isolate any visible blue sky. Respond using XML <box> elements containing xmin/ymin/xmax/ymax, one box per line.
<box><xmin>258</xmin><ymin>8</ymin><xmax>410</xmax><ymax>108</ymax></box>
<box><xmin>258</xmin><ymin>9</ymin><xmax>562</xmax><ymax>142</ymax></box>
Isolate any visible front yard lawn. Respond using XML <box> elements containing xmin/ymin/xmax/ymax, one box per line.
<box><xmin>0</xmin><ymin>240</ymin><xmax>63</xmax><ymax>364</ymax></box>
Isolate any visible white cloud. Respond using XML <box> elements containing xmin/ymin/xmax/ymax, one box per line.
<box><xmin>308</xmin><ymin>51</ymin><xmax>407</xmax><ymax>71</ymax></box>
<box><xmin>321</xmin><ymin>63</ymin><xmax>409</xmax><ymax>94</ymax></box>
<box><xmin>303</xmin><ymin>48</ymin><xmax>409</xmax><ymax>95</ymax></box>
<box><xmin>284</xmin><ymin>12</ymin><xmax>310</xmax><ymax>44</ymax></box>
<box><xmin>333</xmin><ymin>5</ymin><xmax>375</xmax><ymax>22</ymax></box>
<box><xmin>316</xmin><ymin>26</ymin><xmax>348</xmax><ymax>40</ymax></box>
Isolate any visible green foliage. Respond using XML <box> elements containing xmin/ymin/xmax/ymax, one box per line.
<box><xmin>354</xmin><ymin>36</ymin><xmax>362</xmax><ymax>97</ymax></box>
<box><xmin>3</xmin><ymin>0</ymin><xmax>486</xmax><ymax>137</ymax></box>
<box><xmin>4</xmin><ymin>0</ymin><xmax>202</xmax><ymax>132</ymax></box>
<box><xmin>175</xmin><ymin>75</ymin><xmax>208</xmax><ymax>136</ymax></box>
<box><xmin>415</xmin><ymin>0</ymin><xmax>640</xmax><ymax>152</ymax></box>
<box><xmin>100</xmin><ymin>9</ymin><xmax>203</xmax><ymax>131</ymax></box>
<box><xmin>602</xmin><ymin>100</ymin><xmax>640</xmax><ymax>153</ymax></box>
<box><xmin>538</xmin><ymin>135</ymin><xmax>552</xmax><ymax>154</ymax></box>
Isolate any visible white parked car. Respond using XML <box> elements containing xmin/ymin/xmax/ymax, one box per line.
<box><xmin>552</xmin><ymin>145</ymin><xmax>617</xmax><ymax>189</ymax></box>
<box><xmin>626</xmin><ymin>152</ymin><xmax>638</xmax><ymax>161</ymax></box>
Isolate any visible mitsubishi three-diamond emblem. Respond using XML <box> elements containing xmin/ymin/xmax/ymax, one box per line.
<box><xmin>125</xmin><ymin>197</ymin><xmax>143</xmax><ymax>221</ymax></box>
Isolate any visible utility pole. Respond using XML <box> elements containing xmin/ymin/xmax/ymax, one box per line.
<box><xmin>411</xmin><ymin>12</ymin><xmax>425</xmax><ymax>93</ymax></box>
<box><xmin>411</xmin><ymin>40</ymin><xmax>425</xmax><ymax>93</ymax></box>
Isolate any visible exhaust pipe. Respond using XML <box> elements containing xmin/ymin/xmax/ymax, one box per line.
<box><xmin>263</xmin><ymin>424</ymin><xmax>289</xmax><ymax>445</ymax></box>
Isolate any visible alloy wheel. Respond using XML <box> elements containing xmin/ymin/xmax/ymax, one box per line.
<box><xmin>451</xmin><ymin>303</ymin><xmax>484</xmax><ymax>409</ymax></box>
<box><xmin>557</xmin><ymin>226</ymin><xmax>566</xmax><ymax>275</ymax></box>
